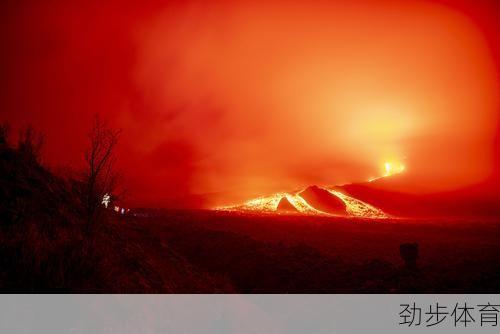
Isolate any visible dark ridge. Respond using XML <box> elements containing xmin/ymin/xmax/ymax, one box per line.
<box><xmin>299</xmin><ymin>185</ymin><xmax>347</xmax><ymax>215</ymax></box>
<box><xmin>340</xmin><ymin>178</ymin><xmax>500</xmax><ymax>218</ymax></box>
<box><xmin>276</xmin><ymin>196</ymin><xmax>298</xmax><ymax>212</ymax></box>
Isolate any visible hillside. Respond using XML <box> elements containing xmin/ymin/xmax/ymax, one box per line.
<box><xmin>339</xmin><ymin>174</ymin><xmax>500</xmax><ymax>218</ymax></box>
<box><xmin>0</xmin><ymin>139</ymin><xmax>230</xmax><ymax>292</ymax></box>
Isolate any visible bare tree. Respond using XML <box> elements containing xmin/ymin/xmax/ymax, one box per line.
<box><xmin>83</xmin><ymin>116</ymin><xmax>121</xmax><ymax>227</ymax></box>
<box><xmin>0</xmin><ymin>122</ymin><xmax>9</xmax><ymax>146</ymax></box>
<box><xmin>18</xmin><ymin>125</ymin><xmax>44</xmax><ymax>163</ymax></box>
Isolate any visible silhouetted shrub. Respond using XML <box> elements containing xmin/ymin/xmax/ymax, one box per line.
<box><xmin>1</xmin><ymin>123</ymin><xmax>223</xmax><ymax>292</ymax></box>
<box><xmin>17</xmin><ymin>125</ymin><xmax>44</xmax><ymax>164</ymax></box>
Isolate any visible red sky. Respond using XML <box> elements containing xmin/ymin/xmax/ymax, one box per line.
<box><xmin>1</xmin><ymin>0</ymin><xmax>499</xmax><ymax>208</ymax></box>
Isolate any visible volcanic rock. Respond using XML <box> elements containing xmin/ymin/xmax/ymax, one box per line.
<box><xmin>299</xmin><ymin>185</ymin><xmax>347</xmax><ymax>214</ymax></box>
<box><xmin>276</xmin><ymin>197</ymin><xmax>299</xmax><ymax>212</ymax></box>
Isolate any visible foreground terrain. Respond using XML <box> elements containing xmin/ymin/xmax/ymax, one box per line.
<box><xmin>118</xmin><ymin>210</ymin><xmax>500</xmax><ymax>293</ymax></box>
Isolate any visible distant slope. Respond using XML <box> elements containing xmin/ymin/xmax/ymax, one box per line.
<box><xmin>339</xmin><ymin>175</ymin><xmax>500</xmax><ymax>218</ymax></box>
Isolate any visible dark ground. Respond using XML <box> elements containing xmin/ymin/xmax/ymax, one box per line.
<box><xmin>117</xmin><ymin>210</ymin><xmax>500</xmax><ymax>293</ymax></box>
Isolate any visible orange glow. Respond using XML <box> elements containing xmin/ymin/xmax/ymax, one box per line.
<box><xmin>217</xmin><ymin>192</ymin><xmax>287</xmax><ymax>212</ymax></box>
<box><xmin>215</xmin><ymin>191</ymin><xmax>328</xmax><ymax>215</ymax></box>
<box><xmin>3</xmin><ymin>1</ymin><xmax>498</xmax><ymax>208</ymax></box>
<box><xmin>384</xmin><ymin>162</ymin><xmax>405</xmax><ymax>177</ymax></box>
<box><xmin>133</xmin><ymin>0</ymin><xmax>499</xmax><ymax>206</ymax></box>
<box><xmin>326</xmin><ymin>189</ymin><xmax>387</xmax><ymax>219</ymax></box>
<box><xmin>285</xmin><ymin>193</ymin><xmax>328</xmax><ymax>215</ymax></box>
<box><xmin>369</xmin><ymin>160</ymin><xmax>406</xmax><ymax>182</ymax></box>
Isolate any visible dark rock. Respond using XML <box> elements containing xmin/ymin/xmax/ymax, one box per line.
<box><xmin>276</xmin><ymin>197</ymin><xmax>298</xmax><ymax>212</ymax></box>
<box><xmin>299</xmin><ymin>185</ymin><xmax>347</xmax><ymax>214</ymax></box>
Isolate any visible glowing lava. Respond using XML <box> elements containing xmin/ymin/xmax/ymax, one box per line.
<box><xmin>369</xmin><ymin>161</ymin><xmax>405</xmax><ymax>182</ymax></box>
<box><xmin>215</xmin><ymin>186</ymin><xmax>388</xmax><ymax>219</ymax></box>
<box><xmin>384</xmin><ymin>161</ymin><xmax>405</xmax><ymax>177</ymax></box>
<box><xmin>218</xmin><ymin>192</ymin><xmax>287</xmax><ymax>212</ymax></box>
<box><xmin>284</xmin><ymin>193</ymin><xmax>329</xmax><ymax>215</ymax></box>
<box><xmin>214</xmin><ymin>162</ymin><xmax>406</xmax><ymax>218</ymax></box>
<box><xmin>326</xmin><ymin>190</ymin><xmax>387</xmax><ymax>218</ymax></box>
<box><xmin>216</xmin><ymin>191</ymin><xmax>329</xmax><ymax>215</ymax></box>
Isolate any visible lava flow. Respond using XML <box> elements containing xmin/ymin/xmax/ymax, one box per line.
<box><xmin>325</xmin><ymin>189</ymin><xmax>387</xmax><ymax>218</ymax></box>
<box><xmin>215</xmin><ymin>186</ymin><xmax>388</xmax><ymax>219</ymax></box>
<box><xmin>214</xmin><ymin>161</ymin><xmax>408</xmax><ymax>218</ymax></box>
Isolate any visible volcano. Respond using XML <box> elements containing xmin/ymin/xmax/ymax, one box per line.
<box><xmin>215</xmin><ymin>185</ymin><xmax>387</xmax><ymax>219</ymax></box>
<box><xmin>214</xmin><ymin>160</ymin><xmax>409</xmax><ymax>218</ymax></box>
